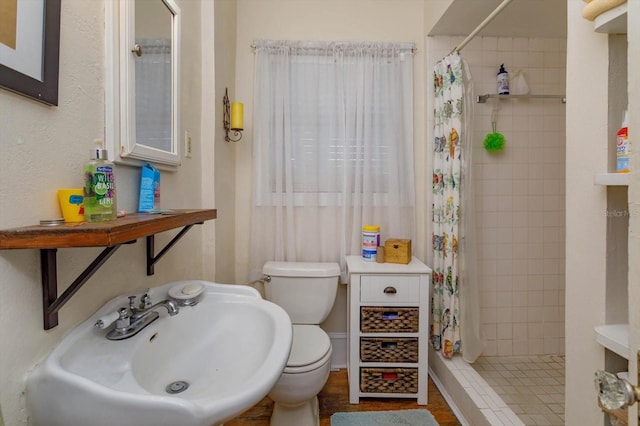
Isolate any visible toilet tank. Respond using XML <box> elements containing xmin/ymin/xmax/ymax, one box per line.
<box><xmin>262</xmin><ymin>261</ymin><xmax>340</xmax><ymax>324</ymax></box>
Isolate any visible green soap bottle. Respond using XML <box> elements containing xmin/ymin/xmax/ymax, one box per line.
<box><xmin>84</xmin><ymin>139</ymin><xmax>117</xmax><ymax>222</ymax></box>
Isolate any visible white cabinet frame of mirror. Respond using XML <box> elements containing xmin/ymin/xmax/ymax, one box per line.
<box><xmin>105</xmin><ymin>0</ymin><xmax>181</xmax><ymax>168</ymax></box>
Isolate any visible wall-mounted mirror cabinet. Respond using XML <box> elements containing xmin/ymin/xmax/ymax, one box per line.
<box><xmin>106</xmin><ymin>0</ymin><xmax>181</xmax><ymax>167</ymax></box>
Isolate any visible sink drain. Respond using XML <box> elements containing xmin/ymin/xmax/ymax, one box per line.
<box><xmin>166</xmin><ymin>380</ymin><xmax>190</xmax><ymax>394</ymax></box>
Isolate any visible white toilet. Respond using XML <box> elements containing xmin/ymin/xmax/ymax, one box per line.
<box><xmin>262</xmin><ymin>261</ymin><xmax>340</xmax><ymax>426</ymax></box>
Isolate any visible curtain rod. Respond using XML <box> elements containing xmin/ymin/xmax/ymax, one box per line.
<box><xmin>250</xmin><ymin>42</ymin><xmax>417</xmax><ymax>55</ymax></box>
<box><xmin>450</xmin><ymin>0</ymin><xmax>514</xmax><ymax>54</ymax></box>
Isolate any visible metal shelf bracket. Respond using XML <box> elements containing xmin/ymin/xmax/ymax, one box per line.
<box><xmin>146</xmin><ymin>223</ymin><xmax>200</xmax><ymax>275</ymax></box>
<box><xmin>39</xmin><ymin>222</ymin><xmax>203</xmax><ymax>329</ymax></box>
<box><xmin>40</xmin><ymin>243</ymin><xmax>130</xmax><ymax>329</ymax></box>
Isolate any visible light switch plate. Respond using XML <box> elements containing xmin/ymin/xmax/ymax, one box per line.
<box><xmin>184</xmin><ymin>131</ymin><xmax>192</xmax><ymax>158</ymax></box>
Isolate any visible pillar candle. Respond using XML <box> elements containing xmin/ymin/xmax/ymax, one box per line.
<box><xmin>230</xmin><ymin>102</ymin><xmax>244</xmax><ymax>130</ymax></box>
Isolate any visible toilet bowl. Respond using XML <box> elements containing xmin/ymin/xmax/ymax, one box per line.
<box><xmin>268</xmin><ymin>325</ymin><xmax>332</xmax><ymax>426</ymax></box>
<box><xmin>262</xmin><ymin>261</ymin><xmax>340</xmax><ymax>426</ymax></box>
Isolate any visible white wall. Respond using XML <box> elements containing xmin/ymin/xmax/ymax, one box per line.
<box><xmin>628</xmin><ymin>1</ymin><xmax>640</xmax><ymax>425</ymax></box>
<box><xmin>201</xmin><ymin>0</ymin><xmax>217</xmax><ymax>282</ymax></box>
<box><xmin>424</xmin><ymin>0</ymin><xmax>454</xmax><ymax>34</ymax></box>
<box><xmin>233</xmin><ymin>0</ymin><xmax>427</xmax><ymax>333</ymax></box>
<box><xmin>0</xmin><ymin>1</ymin><xmax>208</xmax><ymax>424</ymax></box>
<box><xmin>627</xmin><ymin>1</ymin><xmax>640</xmax><ymax>426</ymax></box>
<box><xmin>213</xmin><ymin>0</ymin><xmax>238</xmax><ymax>284</ymax></box>
<box><xmin>565</xmin><ymin>0</ymin><xmax>609</xmax><ymax>424</ymax></box>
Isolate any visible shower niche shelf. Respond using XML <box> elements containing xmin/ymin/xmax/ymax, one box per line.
<box><xmin>476</xmin><ymin>94</ymin><xmax>566</xmax><ymax>104</ymax></box>
<box><xmin>594</xmin><ymin>324</ymin><xmax>629</xmax><ymax>359</ymax></box>
<box><xmin>594</xmin><ymin>2</ymin><xmax>627</xmax><ymax>34</ymax></box>
<box><xmin>594</xmin><ymin>173</ymin><xmax>629</xmax><ymax>186</ymax></box>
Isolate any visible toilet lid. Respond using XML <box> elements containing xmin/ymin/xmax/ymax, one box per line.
<box><xmin>287</xmin><ymin>325</ymin><xmax>331</xmax><ymax>368</ymax></box>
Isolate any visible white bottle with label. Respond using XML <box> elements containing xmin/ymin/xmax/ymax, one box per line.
<box><xmin>616</xmin><ymin>110</ymin><xmax>629</xmax><ymax>173</ymax></box>
<box><xmin>497</xmin><ymin>64</ymin><xmax>509</xmax><ymax>95</ymax></box>
<box><xmin>362</xmin><ymin>225</ymin><xmax>380</xmax><ymax>261</ymax></box>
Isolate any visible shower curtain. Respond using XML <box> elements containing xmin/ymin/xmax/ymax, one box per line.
<box><xmin>431</xmin><ymin>52</ymin><xmax>483</xmax><ymax>362</ymax></box>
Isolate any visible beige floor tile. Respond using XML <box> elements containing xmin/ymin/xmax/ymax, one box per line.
<box><xmin>473</xmin><ymin>354</ymin><xmax>565</xmax><ymax>426</ymax></box>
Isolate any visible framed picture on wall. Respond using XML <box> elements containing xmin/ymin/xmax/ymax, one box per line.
<box><xmin>0</xmin><ymin>0</ymin><xmax>61</xmax><ymax>106</ymax></box>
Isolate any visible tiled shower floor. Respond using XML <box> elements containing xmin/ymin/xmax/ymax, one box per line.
<box><xmin>472</xmin><ymin>355</ymin><xmax>565</xmax><ymax>426</ymax></box>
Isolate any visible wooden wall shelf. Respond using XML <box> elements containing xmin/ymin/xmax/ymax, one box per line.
<box><xmin>0</xmin><ymin>209</ymin><xmax>217</xmax><ymax>329</ymax></box>
<box><xmin>0</xmin><ymin>209</ymin><xmax>216</xmax><ymax>249</ymax></box>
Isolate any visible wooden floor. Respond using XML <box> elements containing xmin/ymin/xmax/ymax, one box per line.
<box><xmin>226</xmin><ymin>369</ymin><xmax>461</xmax><ymax>426</ymax></box>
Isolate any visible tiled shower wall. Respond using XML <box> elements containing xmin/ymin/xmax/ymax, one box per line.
<box><xmin>427</xmin><ymin>36</ymin><xmax>566</xmax><ymax>356</ymax></box>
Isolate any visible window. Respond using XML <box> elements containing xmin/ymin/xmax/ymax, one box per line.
<box><xmin>249</xmin><ymin>40</ymin><xmax>416</xmax><ymax>279</ymax></box>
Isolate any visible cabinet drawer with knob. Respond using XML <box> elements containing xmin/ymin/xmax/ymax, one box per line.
<box><xmin>360</xmin><ymin>275</ymin><xmax>420</xmax><ymax>303</ymax></box>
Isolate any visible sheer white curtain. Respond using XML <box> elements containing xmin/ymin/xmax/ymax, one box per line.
<box><xmin>249</xmin><ymin>40</ymin><xmax>416</xmax><ymax>280</ymax></box>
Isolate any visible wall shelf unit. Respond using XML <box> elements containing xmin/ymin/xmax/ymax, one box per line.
<box><xmin>595</xmin><ymin>173</ymin><xmax>630</xmax><ymax>186</ymax></box>
<box><xmin>594</xmin><ymin>2</ymin><xmax>627</xmax><ymax>34</ymax></box>
<box><xmin>587</xmin><ymin>8</ymin><xmax>632</xmax><ymax>424</ymax></box>
<box><xmin>476</xmin><ymin>94</ymin><xmax>566</xmax><ymax>104</ymax></box>
<box><xmin>594</xmin><ymin>324</ymin><xmax>629</xmax><ymax>359</ymax></box>
<box><xmin>0</xmin><ymin>209</ymin><xmax>216</xmax><ymax>330</ymax></box>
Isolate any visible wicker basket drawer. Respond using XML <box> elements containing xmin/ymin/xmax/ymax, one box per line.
<box><xmin>360</xmin><ymin>306</ymin><xmax>419</xmax><ymax>333</ymax></box>
<box><xmin>360</xmin><ymin>337</ymin><xmax>418</xmax><ymax>363</ymax></box>
<box><xmin>360</xmin><ymin>368</ymin><xmax>419</xmax><ymax>394</ymax></box>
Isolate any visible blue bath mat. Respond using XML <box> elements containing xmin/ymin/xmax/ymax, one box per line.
<box><xmin>331</xmin><ymin>409</ymin><xmax>439</xmax><ymax>425</ymax></box>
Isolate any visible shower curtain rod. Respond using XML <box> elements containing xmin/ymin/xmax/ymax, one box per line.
<box><xmin>450</xmin><ymin>0</ymin><xmax>514</xmax><ymax>54</ymax></box>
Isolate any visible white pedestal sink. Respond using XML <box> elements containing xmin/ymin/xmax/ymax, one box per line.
<box><xmin>27</xmin><ymin>281</ymin><xmax>292</xmax><ymax>426</ymax></box>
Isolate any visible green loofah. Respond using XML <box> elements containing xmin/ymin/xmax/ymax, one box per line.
<box><xmin>483</xmin><ymin>121</ymin><xmax>505</xmax><ymax>152</ymax></box>
<box><xmin>484</xmin><ymin>132</ymin><xmax>505</xmax><ymax>152</ymax></box>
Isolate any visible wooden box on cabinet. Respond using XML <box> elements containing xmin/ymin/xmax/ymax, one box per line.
<box><xmin>384</xmin><ymin>239</ymin><xmax>412</xmax><ymax>264</ymax></box>
<box><xmin>345</xmin><ymin>255</ymin><xmax>431</xmax><ymax>404</ymax></box>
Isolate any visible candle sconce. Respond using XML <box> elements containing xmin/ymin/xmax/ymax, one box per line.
<box><xmin>223</xmin><ymin>88</ymin><xmax>243</xmax><ymax>142</ymax></box>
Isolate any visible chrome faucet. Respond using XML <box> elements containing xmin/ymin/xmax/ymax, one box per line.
<box><xmin>128</xmin><ymin>298</ymin><xmax>179</xmax><ymax>323</ymax></box>
<box><xmin>96</xmin><ymin>290</ymin><xmax>179</xmax><ymax>340</ymax></box>
<box><xmin>129</xmin><ymin>292</ymin><xmax>179</xmax><ymax>323</ymax></box>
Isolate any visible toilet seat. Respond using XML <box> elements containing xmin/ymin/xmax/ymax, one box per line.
<box><xmin>284</xmin><ymin>325</ymin><xmax>332</xmax><ymax>374</ymax></box>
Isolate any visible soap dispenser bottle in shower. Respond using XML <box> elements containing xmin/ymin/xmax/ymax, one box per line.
<box><xmin>497</xmin><ymin>64</ymin><xmax>509</xmax><ymax>95</ymax></box>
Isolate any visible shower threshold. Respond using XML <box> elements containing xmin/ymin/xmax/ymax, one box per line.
<box><xmin>429</xmin><ymin>348</ymin><xmax>523</xmax><ymax>426</ymax></box>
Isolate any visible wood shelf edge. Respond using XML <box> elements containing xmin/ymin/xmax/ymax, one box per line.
<box><xmin>0</xmin><ymin>209</ymin><xmax>217</xmax><ymax>249</ymax></box>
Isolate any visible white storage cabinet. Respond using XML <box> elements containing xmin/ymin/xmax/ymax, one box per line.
<box><xmin>345</xmin><ymin>255</ymin><xmax>432</xmax><ymax>404</ymax></box>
